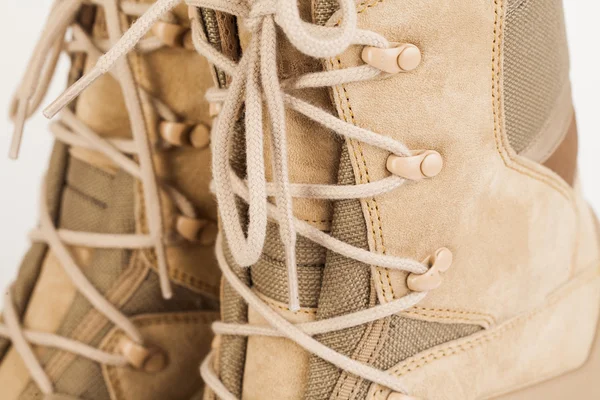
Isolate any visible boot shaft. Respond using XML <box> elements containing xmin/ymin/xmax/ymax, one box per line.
<box><xmin>193</xmin><ymin>0</ymin><xmax>600</xmax><ymax>399</ymax></box>
<box><xmin>0</xmin><ymin>1</ymin><xmax>221</xmax><ymax>398</ymax></box>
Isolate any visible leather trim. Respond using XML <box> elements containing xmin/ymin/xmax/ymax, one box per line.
<box><xmin>520</xmin><ymin>81</ymin><xmax>574</xmax><ymax>164</ymax></box>
<box><xmin>542</xmin><ymin>116</ymin><xmax>578</xmax><ymax>186</ymax></box>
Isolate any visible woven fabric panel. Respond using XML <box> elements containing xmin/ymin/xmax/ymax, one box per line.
<box><xmin>251</xmin><ymin>223</ymin><xmax>326</xmax><ymax>308</ymax></box>
<box><xmin>375</xmin><ymin>315</ymin><xmax>481</xmax><ymax>370</ymax></box>
<box><xmin>218</xmin><ymin>120</ymin><xmax>251</xmax><ymax>398</ymax></box>
<box><xmin>305</xmin><ymin>145</ymin><xmax>373</xmax><ymax>400</ymax></box>
<box><xmin>218</xmin><ymin>242</ymin><xmax>250</xmax><ymax>398</ymax></box>
<box><xmin>312</xmin><ymin>0</ymin><xmax>338</xmax><ymax>25</ymax></box>
<box><xmin>504</xmin><ymin>0</ymin><xmax>570</xmax><ymax>153</ymax></box>
<box><xmin>19</xmin><ymin>359</ymin><xmax>109</xmax><ymax>400</ymax></box>
<box><xmin>53</xmin><ymin>166</ymin><xmax>135</xmax><ymax>341</ymax></box>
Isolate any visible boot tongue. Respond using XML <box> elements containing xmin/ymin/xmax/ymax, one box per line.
<box><xmin>235</xmin><ymin>1</ymin><xmax>386</xmax><ymax>398</ymax></box>
<box><xmin>239</xmin><ymin>0</ymin><xmax>339</xmax><ymax>309</ymax></box>
<box><xmin>233</xmin><ymin>1</ymin><xmax>346</xmax><ymax>398</ymax></box>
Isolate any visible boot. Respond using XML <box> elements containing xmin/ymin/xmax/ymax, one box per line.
<box><xmin>46</xmin><ymin>0</ymin><xmax>600</xmax><ymax>399</ymax></box>
<box><xmin>1</xmin><ymin>0</ymin><xmax>221</xmax><ymax>399</ymax></box>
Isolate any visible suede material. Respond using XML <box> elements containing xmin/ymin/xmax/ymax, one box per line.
<box><xmin>520</xmin><ymin>81</ymin><xmax>574</xmax><ymax>164</ymax></box>
<box><xmin>101</xmin><ymin>311</ymin><xmax>218</xmax><ymax>400</ymax></box>
<box><xmin>329</xmin><ymin>0</ymin><xmax>577</xmax><ymax>325</ymax></box>
<box><xmin>321</xmin><ymin>0</ymin><xmax>600</xmax><ymax>397</ymax></box>
<box><xmin>572</xmin><ymin>181</ymin><xmax>600</xmax><ymax>276</ymax></box>
<box><xmin>241</xmin><ymin>294</ymin><xmax>317</xmax><ymax>400</ymax></box>
<box><xmin>366</xmin><ymin>263</ymin><xmax>600</xmax><ymax>400</ymax></box>
<box><xmin>233</xmin><ymin>0</ymin><xmax>595</xmax><ymax>397</ymax></box>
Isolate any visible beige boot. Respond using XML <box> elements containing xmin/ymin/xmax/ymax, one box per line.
<box><xmin>41</xmin><ymin>0</ymin><xmax>600</xmax><ymax>399</ymax></box>
<box><xmin>1</xmin><ymin>1</ymin><xmax>221</xmax><ymax>399</ymax></box>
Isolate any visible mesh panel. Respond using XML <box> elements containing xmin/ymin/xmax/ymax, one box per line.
<box><xmin>252</xmin><ymin>224</ymin><xmax>325</xmax><ymax>308</ymax></box>
<box><xmin>218</xmin><ymin>243</ymin><xmax>250</xmax><ymax>398</ymax></box>
<box><xmin>218</xmin><ymin>120</ymin><xmax>251</xmax><ymax>398</ymax></box>
<box><xmin>504</xmin><ymin>0</ymin><xmax>570</xmax><ymax>153</ymax></box>
<box><xmin>60</xmin><ymin>188</ymin><xmax>105</xmax><ymax>232</ymax></box>
<box><xmin>123</xmin><ymin>271</ymin><xmax>215</xmax><ymax>316</ymax></box>
<box><xmin>65</xmin><ymin>158</ymin><xmax>112</xmax><ymax>205</ymax></box>
<box><xmin>57</xmin><ymin>359</ymin><xmax>108</xmax><ymax>400</ymax></box>
<box><xmin>55</xmin><ymin>167</ymin><xmax>135</xmax><ymax>340</ymax></box>
<box><xmin>312</xmin><ymin>0</ymin><xmax>338</xmax><ymax>25</ymax></box>
<box><xmin>375</xmin><ymin>315</ymin><xmax>481</xmax><ymax>370</ymax></box>
<box><xmin>305</xmin><ymin>146</ymin><xmax>373</xmax><ymax>400</ymax></box>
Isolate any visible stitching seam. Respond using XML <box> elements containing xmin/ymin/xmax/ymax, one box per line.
<box><xmin>491</xmin><ymin>0</ymin><xmax>573</xmax><ymax>202</ymax></box>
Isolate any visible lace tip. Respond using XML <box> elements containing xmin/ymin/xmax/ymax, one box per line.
<box><xmin>289</xmin><ymin>299</ymin><xmax>300</xmax><ymax>313</ymax></box>
<box><xmin>286</xmin><ymin>248</ymin><xmax>300</xmax><ymax>312</ymax></box>
<box><xmin>8</xmin><ymin>135</ymin><xmax>22</xmax><ymax>160</ymax></box>
<box><xmin>159</xmin><ymin>261</ymin><xmax>173</xmax><ymax>300</ymax></box>
<box><xmin>43</xmin><ymin>67</ymin><xmax>102</xmax><ymax>119</ymax></box>
<box><xmin>161</xmin><ymin>286</ymin><xmax>173</xmax><ymax>300</ymax></box>
<box><xmin>9</xmin><ymin>101</ymin><xmax>28</xmax><ymax>160</ymax></box>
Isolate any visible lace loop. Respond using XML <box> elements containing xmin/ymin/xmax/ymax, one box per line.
<box><xmin>275</xmin><ymin>0</ymin><xmax>357</xmax><ymax>58</ymax></box>
<box><xmin>246</xmin><ymin>0</ymin><xmax>276</xmax><ymax>32</ymax></box>
<box><xmin>35</xmin><ymin>0</ymin><xmax>437</xmax><ymax>396</ymax></box>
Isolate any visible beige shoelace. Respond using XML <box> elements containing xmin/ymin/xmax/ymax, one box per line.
<box><xmin>3</xmin><ymin>0</ymin><xmax>205</xmax><ymax>396</ymax></box>
<box><xmin>44</xmin><ymin>0</ymin><xmax>437</xmax><ymax>396</ymax></box>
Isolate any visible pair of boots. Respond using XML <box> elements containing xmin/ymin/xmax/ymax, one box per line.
<box><xmin>1</xmin><ymin>0</ymin><xmax>599</xmax><ymax>399</ymax></box>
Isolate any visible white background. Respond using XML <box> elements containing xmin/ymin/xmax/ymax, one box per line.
<box><xmin>0</xmin><ymin>1</ymin><xmax>598</xmax><ymax>296</ymax></box>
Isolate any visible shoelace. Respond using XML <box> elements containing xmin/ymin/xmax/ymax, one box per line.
<box><xmin>44</xmin><ymin>0</ymin><xmax>438</xmax><ymax>396</ymax></box>
<box><xmin>3</xmin><ymin>0</ymin><xmax>207</xmax><ymax>395</ymax></box>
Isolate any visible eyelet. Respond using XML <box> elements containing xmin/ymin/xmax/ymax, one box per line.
<box><xmin>176</xmin><ymin>216</ymin><xmax>217</xmax><ymax>245</ymax></box>
<box><xmin>118</xmin><ymin>336</ymin><xmax>167</xmax><ymax>373</ymax></box>
<box><xmin>182</xmin><ymin>30</ymin><xmax>194</xmax><ymax>50</ymax></box>
<box><xmin>209</xmin><ymin>102</ymin><xmax>222</xmax><ymax>118</ymax></box>
<box><xmin>387</xmin><ymin>150</ymin><xmax>443</xmax><ymax>180</ymax></box>
<box><xmin>176</xmin><ymin>215</ymin><xmax>208</xmax><ymax>242</ymax></box>
<box><xmin>198</xmin><ymin>222</ymin><xmax>218</xmax><ymax>246</ymax></box>
<box><xmin>151</xmin><ymin>21</ymin><xmax>191</xmax><ymax>49</ymax></box>
<box><xmin>407</xmin><ymin>247</ymin><xmax>453</xmax><ymax>292</ymax></box>
<box><xmin>362</xmin><ymin>43</ymin><xmax>422</xmax><ymax>74</ymax></box>
<box><xmin>189</xmin><ymin>124</ymin><xmax>210</xmax><ymax>149</ymax></box>
<box><xmin>159</xmin><ymin>121</ymin><xmax>210</xmax><ymax>149</ymax></box>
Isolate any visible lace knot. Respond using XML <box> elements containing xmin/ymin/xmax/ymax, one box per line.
<box><xmin>246</xmin><ymin>0</ymin><xmax>277</xmax><ymax>32</ymax></box>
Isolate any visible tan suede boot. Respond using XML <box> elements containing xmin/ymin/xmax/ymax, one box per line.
<box><xmin>37</xmin><ymin>0</ymin><xmax>600</xmax><ymax>399</ymax></box>
<box><xmin>1</xmin><ymin>1</ymin><xmax>221</xmax><ymax>399</ymax></box>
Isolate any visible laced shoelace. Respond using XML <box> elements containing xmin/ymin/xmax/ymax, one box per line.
<box><xmin>3</xmin><ymin>0</ymin><xmax>209</xmax><ymax>395</ymax></box>
<box><xmin>43</xmin><ymin>0</ymin><xmax>440</xmax><ymax>396</ymax></box>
